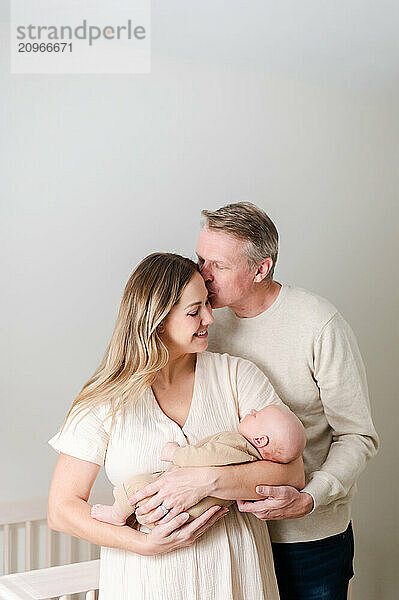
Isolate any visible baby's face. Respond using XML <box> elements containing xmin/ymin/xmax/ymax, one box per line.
<box><xmin>238</xmin><ymin>407</ymin><xmax>270</xmax><ymax>441</ymax></box>
<box><xmin>238</xmin><ymin>404</ymin><xmax>306</xmax><ymax>462</ymax></box>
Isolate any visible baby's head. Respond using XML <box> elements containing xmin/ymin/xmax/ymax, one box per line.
<box><xmin>238</xmin><ymin>405</ymin><xmax>306</xmax><ymax>463</ymax></box>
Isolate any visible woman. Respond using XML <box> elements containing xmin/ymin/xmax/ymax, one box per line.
<box><xmin>48</xmin><ymin>253</ymin><xmax>304</xmax><ymax>600</ymax></box>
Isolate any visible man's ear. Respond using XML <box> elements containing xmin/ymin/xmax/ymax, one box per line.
<box><xmin>253</xmin><ymin>258</ymin><xmax>273</xmax><ymax>283</ymax></box>
<box><xmin>252</xmin><ymin>435</ymin><xmax>269</xmax><ymax>448</ymax></box>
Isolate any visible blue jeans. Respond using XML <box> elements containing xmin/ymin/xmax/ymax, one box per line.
<box><xmin>271</xmin><ymin>522</ymin><xmax>354</xmax><ymax>600</ymax></box>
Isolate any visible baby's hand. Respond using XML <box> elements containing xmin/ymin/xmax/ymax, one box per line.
<box><xmin>160</xmin><ymin>441</ymin><xmax>180</xmax><ymax>462</ymax></box>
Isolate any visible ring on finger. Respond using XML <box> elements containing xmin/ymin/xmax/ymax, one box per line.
<box><xmin>159</xmin><ymin>503</ymin><xmax>169</xmax><ymax>516</ymax></box>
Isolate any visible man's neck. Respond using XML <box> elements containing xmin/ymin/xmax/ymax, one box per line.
<box><xmin>230</xmin><ymin>280</ymin><xmax>282</xmax><ymax>318</ymax></box>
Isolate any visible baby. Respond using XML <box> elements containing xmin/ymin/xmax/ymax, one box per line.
<box><xmin>91</xmin><ymin>404</ymin><xmax>306</xmax><ymax>528</ymax></box>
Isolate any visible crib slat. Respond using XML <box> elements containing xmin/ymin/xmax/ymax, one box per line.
<box><xmin>86</xmin><ymin>591</ymin><xmax>96</xmax><ymax>600</ymax></box>
<box><xmin>25</xmin><ymin>520</ymin><xmax>32</xmax><ymax>571</ymax></box>
<box><xmin>46</xmin><ymin>526</ymin><xmax>53</xmax><ymax>567</ymax></box>
<box><xmin>86</xmin><ymin>542</ymin><xmax>95</xmax><ymax>561</ymax></box>
<box><xmin>3</xmin><ymin>523</ymin><xmax>11</xmax><ymax>575</ymax></box>
<box><xmin>66</xmin><ymin>535</ymin><xmax>73</xmax><ymax>564</ymax></box>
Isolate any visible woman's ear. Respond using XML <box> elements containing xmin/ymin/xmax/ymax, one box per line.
<box><xmin>157</xmin><ymin>321</ymin><xmax>165</xmax><ymax>333</ymax></box>
<box><xmin>252</xmin><ymin>435</ymin><xmax>269</xmax><ymax>448</ymax></box>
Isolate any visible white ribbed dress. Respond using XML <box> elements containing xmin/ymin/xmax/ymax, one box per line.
<box><xmin>49</xmin><ymin>351</ymin><xmax>281</xmax><ymax>600</ymax></box>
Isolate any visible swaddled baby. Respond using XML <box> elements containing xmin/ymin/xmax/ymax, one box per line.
<box><xmin>91</xmin><ymin>404</ymin><xmax>306</xmax><ymax>528</ymax></box>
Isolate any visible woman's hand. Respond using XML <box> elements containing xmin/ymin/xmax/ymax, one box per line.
<box><xmin>140</xmin><ymin>505</ymin><xmax>229</xmax><ymax>556</ymax></box>
<box><xmin>129</xmin><ymin>466</ymin><xmax>217</xmax><ymax>526</ymax></box>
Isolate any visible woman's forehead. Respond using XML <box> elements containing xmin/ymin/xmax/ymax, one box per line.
<box><xmin>179</xmin><ymin>273</ymin><xmax>207</xmax><ymax>305</ymax></box>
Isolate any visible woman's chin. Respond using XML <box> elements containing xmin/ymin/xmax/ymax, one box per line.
<box><xmin>194</xmin><ymin>339</ymin><xmax>208</xmax><ymax>352</ymax></box>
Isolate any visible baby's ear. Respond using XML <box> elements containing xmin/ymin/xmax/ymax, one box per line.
<box><xmin>252</xmin><ymin>435</ymin><xmax>269</xmax><ymax>448</ymax></box>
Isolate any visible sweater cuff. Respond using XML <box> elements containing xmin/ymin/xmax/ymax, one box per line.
<box><xmin>301</xmin><ymin>491</ymin><xmax>316</xmax><ymax>514</ymax></box>
<box><xmin>302</xmin><ymin>472</ymin><xmax>336</xmax><ymax>509</ymax></box>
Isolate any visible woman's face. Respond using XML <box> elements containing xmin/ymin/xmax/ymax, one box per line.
<box><xmin>160</xmin><ymin>272</ymin><xmax>214</xmax><ymax>357</ymax></box>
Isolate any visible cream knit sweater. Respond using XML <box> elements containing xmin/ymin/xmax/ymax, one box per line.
<box><xmin>208</xmin><ymin>284</ymin><xmax>379</xmax><ymax>543</ymax></box>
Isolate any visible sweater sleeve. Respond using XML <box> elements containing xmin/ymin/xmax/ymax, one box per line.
<box><xmin>302</xmin><ymin>313</ymin><xmax>379</xmax><ymax>508</ymax></box>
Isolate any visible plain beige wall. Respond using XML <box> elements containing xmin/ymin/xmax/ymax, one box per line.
<box><xmin>1</xmin><ymin>1</ymin><xmax>398</xmax><ymax>597</ymax></box>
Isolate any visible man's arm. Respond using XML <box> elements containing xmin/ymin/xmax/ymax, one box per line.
<box><xmin>301</xmin><ymin>312</ymin><xmax>379</xmax><ymax>508</ymax></box>
<box><xmin>239</xmin><ymin>312</ymin><xmax>379</xmax><ymax>521</ymax></box>
<box><xmin>208</xmin><ymin>456</ymin><xmax>305</xmax><ymax>499</ymax></box>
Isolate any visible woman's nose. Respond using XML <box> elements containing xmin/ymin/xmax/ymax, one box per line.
<box><xmin>202</xmin><ymin>304</ymin><xmax>214</xmax><ymax>325</ymax></box>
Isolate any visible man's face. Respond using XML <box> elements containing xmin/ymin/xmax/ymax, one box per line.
<box><xmin>196</xmin><ymin>227</ymin><xmax>255</xmax><ymax>309</ymax></box>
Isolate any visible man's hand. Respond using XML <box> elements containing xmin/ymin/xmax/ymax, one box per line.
<box><xmin>237</xmin><ymin>486</ymin><xmax>314</xmax><ymax>520</ymax></box>
<box><xmin>128</xmin><ymin>466</ymin><xmax>215</xmax><ymax>527</ymax></box>
<box><xmin>160</xmin><ymin>442</ymin><xmax>180</xmax><ymax>462</ymax></box>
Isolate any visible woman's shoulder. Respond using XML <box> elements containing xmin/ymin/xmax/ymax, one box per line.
<box><xmin>200</xmin><ymin>352</ymin><xmax>273</xmax><ymax>410</ymax></box>
<box><xmin>201</xmin><ymin>350</ymin><xmax>260</xmax><ymax>376</ymax></box>
<box><xmin>58</xmin><ymin>398</ymin><xmax>114</xmax><ymax>438</ymax></box>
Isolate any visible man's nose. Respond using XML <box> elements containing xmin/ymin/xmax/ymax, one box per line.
<box><xmin>200</xmin><ymin>262</ymin><xmax>213</xmax><ymax>282</ymax></box>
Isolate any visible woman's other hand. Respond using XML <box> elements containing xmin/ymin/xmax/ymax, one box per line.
<box><xmin>129</xmin><ymin>466</ymin><xmax>216</xmax><ymax>526</ymax></box>
<box><xmin>141</xmin><ymin>505</ymin><xmax>228</xmax><ymax>556</ymax></box>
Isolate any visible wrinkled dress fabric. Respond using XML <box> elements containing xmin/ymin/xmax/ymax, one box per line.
<box><xmin>49</xmin><ymin>351</ymin><xmax>280</xmax><ymax>600</ymax></box>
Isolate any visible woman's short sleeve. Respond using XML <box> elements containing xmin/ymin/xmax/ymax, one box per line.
<box><xmin>235</xmin><ymin>356</ymin><xmax>285</xmax><ymax>420</ymax></box>
<box><xmin>48</xmin><ymin>405</ymin><xmax>109</xmax><ymax>466</ymax></box>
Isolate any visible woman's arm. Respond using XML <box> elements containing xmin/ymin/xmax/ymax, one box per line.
<box><xmin>48</xmin><ymin>453</ymin><xmax>227</xmax><ymax>556</ymax></box>
<box><xmin>48</xmin><ymin>453</ymin><xmax>144</xmax><ymax>552</ymax></box>
<box><xmin>132</xmin><ymin>457</ymin><xmax>305</xmax><ymax>525</ymax></box>
<box><xmin>208</xmin><ymin>456</ymin><xmax>305</xmax><ymax>500</ymax></box>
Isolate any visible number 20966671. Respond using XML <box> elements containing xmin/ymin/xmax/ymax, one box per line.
<box><xmin>18</xmin><ymin>42</ymin><xmax>73</xmax><ymax>52</ymax></box>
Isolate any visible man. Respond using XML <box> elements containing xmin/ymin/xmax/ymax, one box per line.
<box><xmin>196</xmin><ymin>202</ymin><xmax>379</xmax><ymax>600</ymax></box>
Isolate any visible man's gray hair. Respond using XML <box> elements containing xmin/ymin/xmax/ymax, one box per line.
<box><xmin>201</xmin><ymin>202</ymin><xmax>279</xmax><ymax>279</ymax></box>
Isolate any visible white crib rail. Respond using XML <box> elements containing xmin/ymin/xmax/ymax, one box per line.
<box><xmin>0</xmin><ymin>497</ymin><xmax>100</xmax><ymax>599</ymax></box>
<box><xmin>1</xmin><ymin>498</ymin><xmax>50</xmax><ymax>575</ymax></box>
<box><xmin>0</xmin><ymin>559</ymin><xmax>99</xmax><ymax>599</ymax></box>
<box><xmin>0</xmin><ymin>498</ymin><xmax>98</xmax><ymax>575</ymax></box>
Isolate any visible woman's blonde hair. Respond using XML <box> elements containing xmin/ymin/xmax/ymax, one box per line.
<box><xmin>62</xmin><ymin>253</ymin><xmax>198</xmax><ymax>432</ymax></box>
